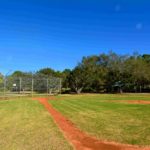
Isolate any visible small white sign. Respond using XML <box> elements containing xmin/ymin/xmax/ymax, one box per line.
<box><xmin>13</xmin><ymin>84</ymin><xmax>16</xmax><ymax>87</ymax></box>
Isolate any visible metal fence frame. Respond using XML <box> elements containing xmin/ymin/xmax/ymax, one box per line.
<box><xmin>0</xmin><ymin>76</ymin><xmax>62</xmax><ymax>97</ymax></box>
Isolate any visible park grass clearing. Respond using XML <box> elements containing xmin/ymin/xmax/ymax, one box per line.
<box><xmin>49</xmin><ymin>94</ymin><xmax>150</xmax><ymax>146</ymax></box>
<box><xmin>0</xmin><ymin>98</ymin><xmax>73</xmax><ymax>150</ymax></box>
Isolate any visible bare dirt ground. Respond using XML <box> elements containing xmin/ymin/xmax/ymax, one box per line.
<box><xmin>127</xmin><ymin>100</ymin><xmax>150</xmax><ymax>104</ymax></box>
<box><xmin>107</xmin><ymin>100</ymin><xmax>150</xmax><ymax>105</ymax></box>
<box><xmin>33</xmin><ymin>97</ymin><xmax>150</xmax><ymax>150</ymax></box>
<box><xmin>0</xmin><ymin>97</ymin><xmax>9</xmax><ymax>100</ymax></box>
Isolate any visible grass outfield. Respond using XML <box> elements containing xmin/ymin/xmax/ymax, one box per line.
<box><xmin>0</xmin><ymin>98</ymin><xmax>73</xmax><ymax>150</ymax></box>
<box><xmin>49</xmin><ymin>94</ymin><xmax>150</xmax><ymax>146</ymax></box>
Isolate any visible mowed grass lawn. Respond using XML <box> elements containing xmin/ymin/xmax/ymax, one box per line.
<box><xmin>49</xmin><ymin>94</ymin><xmax>150</xmax><ymax>146</ymax></box>
<box><xmin>0</xmin><ymin>98</ymin><xmax>73</xmax><ymax>150</ymax></box>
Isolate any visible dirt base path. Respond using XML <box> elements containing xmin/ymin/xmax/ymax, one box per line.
<box><xmin>34</xmin><ymin>97</ymin><xmax>149</xmax><ymax>150</ymax></box>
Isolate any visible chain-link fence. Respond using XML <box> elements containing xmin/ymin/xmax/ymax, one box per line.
<box><xmin>0</xmin><ymin>75</ymin><xmax>61</xmax><ymax>97</ymax></box>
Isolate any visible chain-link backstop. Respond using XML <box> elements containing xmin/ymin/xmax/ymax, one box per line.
<box><xmin>0</xmin><ymin>75</ymin><xmax>61</xmax><ymax>97</ymax></box>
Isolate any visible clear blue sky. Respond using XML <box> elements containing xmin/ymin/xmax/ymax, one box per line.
<box><xmin>0</xmin><ymin>0</ymin><xmax>150</xmax><ymax>74</ymax></box>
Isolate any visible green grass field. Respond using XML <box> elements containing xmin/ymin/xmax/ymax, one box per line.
<box><xmin>0</xmin><ymin>94</ymin><xmax>150</xmax><ymax>150</ymax></box>
<box><xmin>49</xmin><ymin>94</ymin><xmax>150</xmax><ymax>146</ymax></box>
<box><xmin>0</xmin><ymin>98</ymin><xmax>73</xmax><ymax>150</ymax></box>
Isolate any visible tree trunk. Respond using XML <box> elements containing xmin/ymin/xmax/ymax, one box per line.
<box><xmin>75</xmin><ymin>87</ymin><xmax>83</xmax><ymax>94</ymax></box>
<box><xmin>119</xmin><ymin>87</ymin><xmax>123</xmax><ymax>94</ymax></box>
<box><xmin>140</xmin><ymin>85</ymin><xmax>142</xmax><ymax>93</ymax></box>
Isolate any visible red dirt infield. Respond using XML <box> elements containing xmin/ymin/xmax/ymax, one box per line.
<box><xmin>107</xmin><ymin>100</ymin><xmax>150</xmax><ymax>105</ymax></box>
<box><xmin>33</xmin><ymin>97</ymin><xmax>150</xmax><ymax>150</ymax></box>
<box><xmin>127</xmin><ymin>100</ymin><xmax>150</xmax><ymax>104</ymax></box>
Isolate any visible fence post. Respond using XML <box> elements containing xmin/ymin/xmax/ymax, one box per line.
<box><xmin>59</xmin><ymin>78</ymin><xmax>62</xmax><ymax>94</ymax></box>
<box><xmin>32</xmin><ymin>78</ymin><xmax>34</xmax><ymax>96</ymax></box>
<box><xmin>19</xmin><ymin>77</ymin><xmax>22</xmax><ymax>94</ymax></box>
<box><xmin>3</xmin><ymin>77</ymin><xmax>6</xmax><ymax>97</ymax></box>
<box><xmin>47</xmin><ymin>78</ymin><xmax>49</xmax><ymax>95</ymax></box>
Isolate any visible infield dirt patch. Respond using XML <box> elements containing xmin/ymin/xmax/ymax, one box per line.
<box><xmin>34</xmin><ymin>97</ymin><xmax>149</xmax><ymax>150</ymax></box>
<box><xmin>127</xmin><ymin>100</ymin><xmax>150</xmax><ymax>104</ymax></box>
<box><xmin>0</xmin><ymin>97</ymin><xmax>10</xmax><ymax>100</ymax></box>
<box><xmin>108</xmin><ymin>100</ymin><xmax>150</xmax><ymax>105</ymax></box>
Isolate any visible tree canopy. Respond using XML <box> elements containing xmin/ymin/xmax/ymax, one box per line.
<box><xmin>1</xmin><ymin>52</ymin><xmax>150</xmax><ymax>94</ymax></box>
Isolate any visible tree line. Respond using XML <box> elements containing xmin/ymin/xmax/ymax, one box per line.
<box><xmin>66</xmin><ymin>52</ymin><xmax>150</xmax><ymax>93</ymax></box>
<box><xmin>1</xmin><ymin>52</ymin><xmax>150</xmax><ymax>94</ymax></box>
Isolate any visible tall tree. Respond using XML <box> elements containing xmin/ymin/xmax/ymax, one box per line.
<box><xmin>68</xmin><ymin>65</ymin><xmax>87</xmax><ymax>94</ymax></box>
